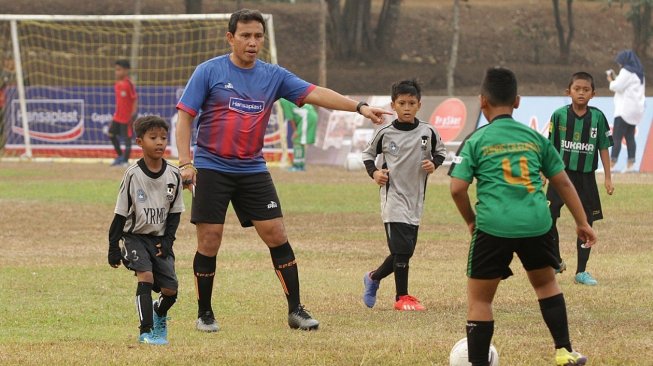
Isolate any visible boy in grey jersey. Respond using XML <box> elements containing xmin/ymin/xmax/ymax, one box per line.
<box><xmin>107</xmin><ymin>116</ymin><xmax>185</xmax><ymax>345</ymax></box>
<box><xmin>361</xmin><ymin>80</ymin><xmax>446</xmax><ymax>311</ymax></box>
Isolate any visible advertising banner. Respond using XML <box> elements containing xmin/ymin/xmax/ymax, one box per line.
<box><xmin>477</xmin><ymin>96</ymin><xmax>653</xmax><ymax>173</ymax></box>
<box><xmin>306</xmin><ymin>95</ymin><xmax>481</xmax><ymax>167</ymax></box>
<box><xmin>3</xmin><ymin>86</ymin><xmax>283</xmax><ymax>159</ymax></box>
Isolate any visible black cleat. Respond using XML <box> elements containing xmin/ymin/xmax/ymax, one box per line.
<box><xmin>196</xmin><ymin>310</ymin><xmax>220</xmax><ymax>332</ymax></box>
<box><xmin>288</xmin><ymin>305</ymin><xmax>319</xmax><ymax>330</ymax></box>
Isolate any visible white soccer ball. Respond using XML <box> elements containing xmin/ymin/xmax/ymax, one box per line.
<box><xmin>344</xmin><ymin>152</ymin><xmax>365</xmax><ymax>171</ymax></box>
<box><xmin>449</xmin><ymin>338</ymin><xmax>499</xmax><ymax>366</ymax></box>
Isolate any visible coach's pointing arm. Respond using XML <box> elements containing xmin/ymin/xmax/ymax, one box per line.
<box><xmin>303</xmin><ymin>87</ymin><xmax>391</xmax><ymax>124</ymax></box>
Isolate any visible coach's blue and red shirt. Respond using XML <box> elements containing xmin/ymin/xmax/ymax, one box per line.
<box><xmin>176</xmin><ymin>54</ymin><xmax>315</xmax><ymax>173</ymax></box>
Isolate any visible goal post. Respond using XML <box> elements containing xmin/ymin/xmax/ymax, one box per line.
<box><xmin>0</xmin><ymin>14</ymin><xmax>289</xmax><ymax>164</ymax></box>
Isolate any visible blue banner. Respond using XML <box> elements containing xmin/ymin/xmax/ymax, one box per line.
<box><xmin>477</xmin><ymin>96</ymin><xmax>653</xmax><ymax>172</ymax></box>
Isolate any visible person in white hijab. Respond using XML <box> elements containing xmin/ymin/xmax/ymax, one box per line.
<box><xmin>607</xmin><ymin>49</ymin><xmax>645</xmax><ymax>173</ymax></box>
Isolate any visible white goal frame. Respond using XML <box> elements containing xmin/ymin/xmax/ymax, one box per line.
<box><xmin>0</xmin><ymin>14</ymin><xmax>287</xmax><ymax>165</ymax></box>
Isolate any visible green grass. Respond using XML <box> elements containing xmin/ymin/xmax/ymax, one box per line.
<box><xmin>0</xmin><ymin>162</ymin><xmax>652</xmax><ymax>365</ymax></box>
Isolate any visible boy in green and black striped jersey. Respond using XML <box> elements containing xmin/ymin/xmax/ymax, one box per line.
<box><xmin>546</xmin><ymin>72</ymin><xmax>614</xmax><ymax>286</ymax></box>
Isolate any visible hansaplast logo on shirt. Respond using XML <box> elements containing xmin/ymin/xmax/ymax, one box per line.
<box><xmin>229</xmin><ymin>97</ymin><xmax>265</xmax><ymax>115</ymax></box>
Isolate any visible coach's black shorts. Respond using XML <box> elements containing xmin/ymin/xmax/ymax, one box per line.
<box><xmin>384</xmin><ymin>222</ymin><xmax>419</xmax><ymax>255</ymax></box>
<box><xmin>122</xmin><ymin>234</ymin><xmax>178</xmax><ymax>291</ymax></box>
<box><xmin>467</xmin><ymin>229</ymin><xmax>560</xmax><ymax>280</ymax></box>
<box><xmin>547</xmin><ymin>170</ymin><xmax>602</xmax><ymax>222</ymax></box>
<box><xmin>108</xmin><ymin>120</ymin><xmax>132</xmax><ymax>138</ymax></box>
<box><xmin>191</xmin><ymin>168</ymin><xmax>282</xmax><ymax>227</ymax></box>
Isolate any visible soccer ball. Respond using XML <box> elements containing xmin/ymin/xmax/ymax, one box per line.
<box><xmin>344</xmin><ymin>152</ymin><xmax>365</xmax><ymax>171</ymax></box>
<box><xmin>449</xmin><ymin>338</ymin><xmax>499</xmax><ymax>366</ymax></box>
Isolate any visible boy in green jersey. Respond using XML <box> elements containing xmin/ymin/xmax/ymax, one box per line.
<box><xmin>546</xmin><ymin>72</ymin><xmax>614</xmax><ymax>285</ymax></box>
<box><xmin>280</xmin><ymin>98</ymin><xmax>318</xmax><ymax>171</ymax></box>
<box><xmin>449</xmin><ymin>67</ymin><xmax>595</xmax><ymax>366</ymax></box>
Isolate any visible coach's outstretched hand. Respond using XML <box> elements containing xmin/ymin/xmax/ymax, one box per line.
<box><xmin>108</xmin><ymin>244</ymin><xmax>122</xmax><ymax>268</ymax></box>
<box><xmin>359</xmin><ymin>105</ymin><xmax>393</xmax><ymax>125</ymax></box>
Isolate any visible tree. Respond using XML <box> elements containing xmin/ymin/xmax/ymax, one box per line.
<box><xmin>326</xmin><ymin>0</ymin><xmax>403</xmax><ymax>59</ymax></box>
<box><xmin>376</xmin><ymin>0</ymin><xmax>402</xmax><ymax>51</ymax></box>
<box><xmin>628</xmin><ymin>0</ymin><xmax>652</xmax><ymax>56</ymax></box>
<box><xmin>552</xmin><ymin>0</ymin><xmax>574</xmax><ymax>63</ymax></box>
<box><xmin>447</xmin><ymin>0</ymin><xmax>461</xmax><ymax>96</ymax></box>
<box><xmin>610</xmin><ymin>0</ymin><xmax>653</xmax><ymax>57</ymax></box>
<box><xmin>185</xmin><ymin>0</ymin><xmax>202</xmax><ymax>14</ymax></box>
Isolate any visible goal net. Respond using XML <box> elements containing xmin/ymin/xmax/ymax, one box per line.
<box><xmin>0</xmin><ymin>14</ymin><xmax>287</xmax><ymax>163</ymax></box>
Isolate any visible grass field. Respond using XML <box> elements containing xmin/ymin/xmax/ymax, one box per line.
<box><xmin>0</xmin><ymin>162</ymin><xmax>652</xmax><ymax>365</ymax></box>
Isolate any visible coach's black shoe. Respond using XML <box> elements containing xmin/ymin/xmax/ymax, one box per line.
<box><xmin>288</xmin><ymin>305</ymin><xmax>319</xmax><ymax>330</ymax></box>
<box><xmin>196</xmin><ymin>310</ymin><xmax>219</xmax><ymax>332</ymax></box>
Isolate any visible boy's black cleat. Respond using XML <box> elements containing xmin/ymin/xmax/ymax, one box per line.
<box><xmin>288</xmin><ymin>305</ymin><xmax>319</xmax><ymax>330</ymax></box>
<box><xmin>196</xmin><ymin>310</ymin><xmax>219</xmax><ymax>332</ymax></box>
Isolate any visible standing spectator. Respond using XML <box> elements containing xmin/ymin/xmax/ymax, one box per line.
<box><xmin>109</xmin><ymin>59</ymin><xmax>138</xmax><ymax>166</ymax></box>
<box><xmin>280</xmin><ymin>98</ymin><xmax>318</xmax><ymax>172</ymax></box>
<box><xmin>607</xmin><ymin>50</ymin><xmax>645</xmax><ymax>173</ymax></box>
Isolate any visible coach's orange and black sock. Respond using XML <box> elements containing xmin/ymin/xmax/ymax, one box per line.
<box><xmin>193</xmin><ymin>252</ymin><xmax>216</xmax><ymax>317</ymax></box>
<box><xmin>466</xmin><ymin>320</ymin><xmax>494</xmax><ymax>366</ymax></box>
<box><xmin>269</xmin><ymin>242</ymin><xmax>300</xmax><ymax>313</ymax></box>
<box><xmin>136</xmin><ymin>282</ymin><xmax>154</xmax><ymax>334</ymax></box>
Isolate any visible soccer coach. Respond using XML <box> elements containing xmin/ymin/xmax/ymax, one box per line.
<box><xmin>176</xmin><ymin>9</ymin><xmax>389</xmax><ymax>332</ymax></box>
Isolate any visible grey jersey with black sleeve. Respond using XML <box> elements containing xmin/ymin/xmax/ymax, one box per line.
<box><xmin>114</xmin><ymin>159</ymin><xmax>185</xmax><ymax>236</ymax></box>
<box><xmin>362</xmin><ymin>118</ymin><xmax>446</xmax><ymax>226</ymax></box>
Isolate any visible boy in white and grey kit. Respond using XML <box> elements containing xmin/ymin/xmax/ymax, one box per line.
<box><xmin>361</xmin><ymin>80</ymin><xmax>446</xmax><ymax>311</ymax></box>
<box><xmin>107</xmin><ymin>116</ymin><xmax>184</xmax><ymax>345</ymax></box>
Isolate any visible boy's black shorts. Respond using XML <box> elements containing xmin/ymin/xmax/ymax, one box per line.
<box><xmin>384</xmin><ymin>222</ymin><xmax>419</xmax><ymax>255</ymax></box>
<box><xmin>108</xmin><ymin>120</ymin><xmax>132</xmax><ymax>138</ymax></box>
<box><xmin>122</xmin><ymin>234</ymin><xmax>178</xmax><ymax>291</ymax></box>
<box><xmin>191</xmin><ymin>168</ymin><xmax>283</xmax><ymax>228</ymax></box>
<box><xmin>547</xmin><ymin>170</ymin><xmax>602</xmax><ymax>222</ymax></box>
<box><xmin>467</xmin><ymin>228</ymin><xmax>560</xmax><ymax>279</ymax></box>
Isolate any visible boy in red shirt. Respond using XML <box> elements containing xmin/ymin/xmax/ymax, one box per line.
<box><xmin>109</xmin><ymin>59</ymin><xmax>138</xmax><ymax>166</ymax></box>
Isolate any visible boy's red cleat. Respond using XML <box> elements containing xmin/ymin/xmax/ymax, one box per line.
<box><xmin>394</xmin><ymin>295</ymin><xmax>426</xmax><ymax>311</ymax></box>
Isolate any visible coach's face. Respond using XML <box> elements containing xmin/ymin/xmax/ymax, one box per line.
<box><xmin>227</xmin><ymin>21</ymin><xmax>265</xmax><ymax>69</ymax></box>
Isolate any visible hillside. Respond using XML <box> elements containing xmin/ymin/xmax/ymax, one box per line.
<box><xmin>1</xmin><ymin>0</ymin><xmax>650</xmax><ymax>96</ymax></box>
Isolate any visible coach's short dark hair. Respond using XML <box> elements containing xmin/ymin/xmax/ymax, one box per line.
<box><xmin>228</xmin><ymin>9</ymin><xmax>266</xmax><ymax>34</ymax></box>
<box><xmin>481</xmin><ymin>67</ymin><xmax>518</xmax><ymax>107</ymax></box>
<box><xmin>115</xmin><ymin>59</ymin><xmax>130</xmax><ymax>69</ymax></box>
<box><xmin>134</xmin><ymin>116</ymin><xmax>169</xmax><ymax>138</ymax></box>
<box><xmin>568</xmin><ymin>71</ymin><xmax>595</xmax><ymax>91</ymax></box>
<box><xmin>391</xmin><ymin>79</ymin><xmax>422</xmax><ymax>102</ymax></box>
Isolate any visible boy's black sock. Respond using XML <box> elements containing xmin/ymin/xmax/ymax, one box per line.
<box><xmin>370</xmin><ymin>255</ymin><xmax>394</xmax><ymax>281</ymax></box>
<box><xmin>136</xmin><ymin>282</ymin><xmax>153</xmax><ymax>334</ymax></box>
<box><xmin>193</xmin><ymin>252</ymin><xmax>216</xmax><ymax>317</ymax></box>
<box><xmin>269</xmin><ymin>242</ymin><xmax>301</xmax><ymax>313</ymax></box>
<box><xmin>539</xmin><ymin>293</ymin><xmax>572</xmax><ymax>352</ymax></box>
<box><xmin>466</xmin><ymin>320</ymin><xmax>494</xmax><ymax>366</ymax></box>
<box><xmin>393</xmin><ymin>254</ymin><xmax>410</xmax><ymax>298</ymax></box>
<box><xmin>155</xmin><ymin>293</ymin><xmax>177</xmax><ymax>317</ymax></box>
<box><xmin>576</xmin><ymin>237</ymin><xmax>591</xmax><ymax>273</ymax></box>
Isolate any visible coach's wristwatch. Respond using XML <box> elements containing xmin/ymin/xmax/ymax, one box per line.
<box><xmin>356</xmin><ymin>101</ymin><xmax>369</xmax><ymax>115</ymax></box>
